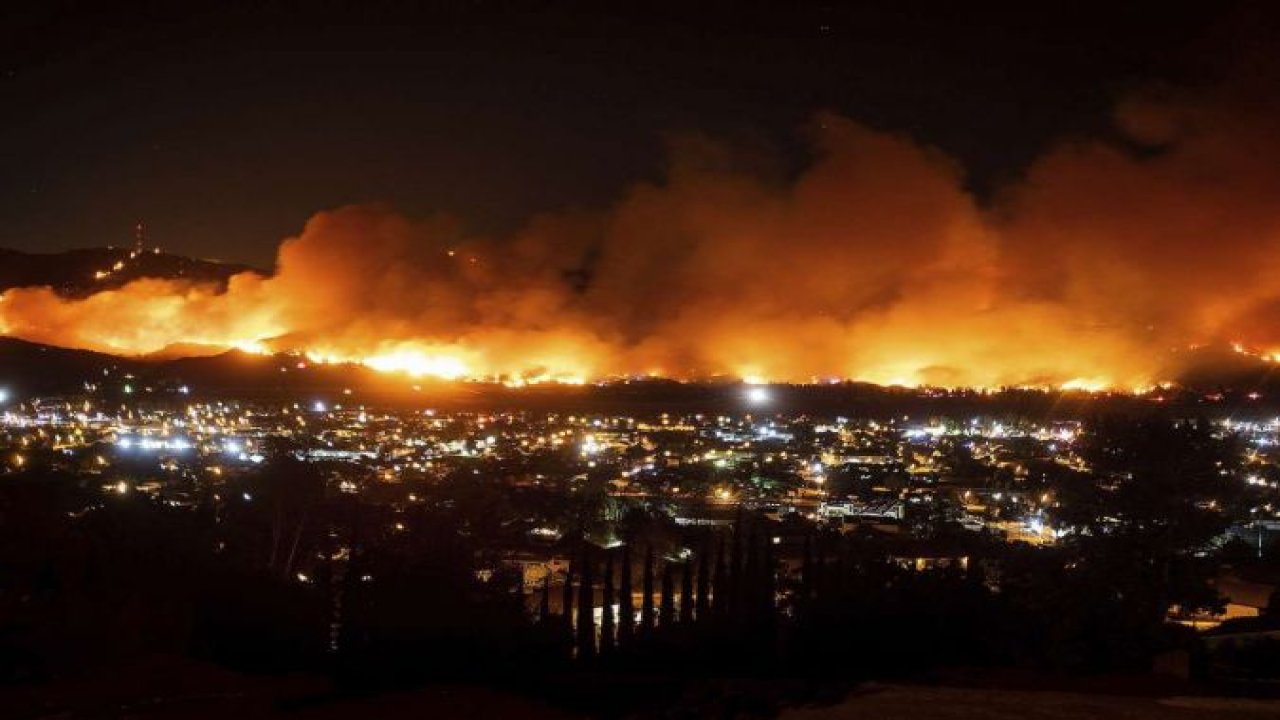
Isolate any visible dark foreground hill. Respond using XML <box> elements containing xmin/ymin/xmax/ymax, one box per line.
<box><xmin>3</xmin><ymin>658</ymin><xmax>1277</xmax><ymax>720</ymax></box>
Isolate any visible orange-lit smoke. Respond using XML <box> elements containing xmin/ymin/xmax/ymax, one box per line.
<box><xmin>4</xmin><ymin>78</ymin><xmax>1280</xmax><ymax>389</ymax></box>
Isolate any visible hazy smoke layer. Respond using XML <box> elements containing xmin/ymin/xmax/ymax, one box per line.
<box><xmin>3</xmin><ymin>80</ymin><xmax>1280</xmax><ymax>388</ymax></box>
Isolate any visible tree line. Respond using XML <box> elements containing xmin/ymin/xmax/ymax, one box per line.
<box><xmin>0</xmin><ymin>415</ymin><xmax>1274</xmax><ymax>711</ymax></box>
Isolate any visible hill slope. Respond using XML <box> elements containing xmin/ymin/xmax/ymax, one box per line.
<box><xmin>0</xmin><ymin>247</ymin><xmax>256</xmax><ymax>297</ymax></box>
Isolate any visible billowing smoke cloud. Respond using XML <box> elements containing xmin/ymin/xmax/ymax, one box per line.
<box><xmin>3</xmin><ymin>76</ymin><xmax>1280</xmax><ymax>388</ymax></box>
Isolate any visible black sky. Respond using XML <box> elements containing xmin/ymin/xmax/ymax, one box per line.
<box><xmin>0</xmin><ymin>1</ymin><xmax>1258</xmax><ymax>267</ymax></box>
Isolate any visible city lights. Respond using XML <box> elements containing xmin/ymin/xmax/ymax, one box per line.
<box><xmin>4</xmin><ymin>3</ymin><xmax>1280</xmax><ymax>700</ymax></box>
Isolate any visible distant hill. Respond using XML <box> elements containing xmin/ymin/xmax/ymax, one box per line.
<box><xmin>2</xmin><ymin>247</ymin><xmax>1279</xmax><ymax>409</ymax></box>
<box><xmin>4</xmin><ymin>335</ymin><xmax>1280</xmax><ymax>418</ymax></box>
<box><xmin>0</xmin><ymin>247</ymin><xmax>257</xmax><ymax>297</ymax></box>
<box><xmin>1172</xmin><ymin>345</ymin><xmax>1280</xmax><ymax>390</ymax></box>
<box><xmin>0</xmin><ymin>337</ymin><xmax>136</xmax><ymax>396</ymax></box>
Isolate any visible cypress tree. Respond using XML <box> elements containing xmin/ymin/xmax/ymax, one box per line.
<box><xmin>576</xmin><ymin>544</ymin><xmax>596</xmax><ymax>660</ymax></box>
<box><xmin>337</xmin><ymin>499</ymin><xmax>367</xmax><ymax>664</ymax></box>
<box><xmin>562</xmin><ymin>555</ymin><xmax>575</xmax><ymax>634</ymax></box>
<box><xmin>742</xmin><ymin>530</ymin><xmax>759</xmax><ymax>622</ymax></box>
<box><xmin>832</xmin><ymin>541</ymin><xmax>846</xmax><ymax>598</ymax></box>
<box><xmin>640</xmin><ymin>545</ymin><xmax>656</xmax><ymax>637</ymax></box>
<box><xmin>729</xmin><ymin>521</ymin><xmax>743</xmax><ymax>617</ymax></box>
<box><xmin>695</xmin><ymin>540</ymin><xmax>711</xmax><ymax>622</ymax></box>
<box><xmin>601</xmin><ymin>551</ymin><xmax>616</xmax><ymax>655</ymax></box>
<box><xmin>760</xmin><ymin>536</ymin><xmax>779</xmax><ymax>659</ymax></box>
<box><xmin>317</xmin><ymin>514</ymin><xmax>337</xmax><ymax>655</ymax></box>
<box><xmin>618</xmin><ymin>545</ymin><xmax>635</xmax><ymax>647</ymax></box>
<box><xmin>801</xmin><ymin>534</ymin><xmax>814</xmax><ymax>606</ymax></box>
<box><xmin>679</xmin><ymin>560</ymin><xmax>695</xmax><ymax>624</ymax></box>
<box><xmin>539</xmin><ymin>571</ymin><xmax>552</xmax><ymax>624</ymax></box>
<box><xmin>761</xmin><ymin>535</ymin><xmax>777</xmax><ymax>617</ymax></box>
<box><xmin>814</xmin><ymin>541</ymin><xmax>828</xmax><ymax>603</ymax></box>
<box><xmin>712</xmin><ymin>535</ymin><xmax>728</xmax><ymax>620</ymax></box>
<box><xmin>659</xmin><ymin>559</ymin><xmax>676</xmax><ymax>627</ymax></box>
<box><xmin>966</xmin><ymin>556</ymin><xmax>986</xmax><ymax>588</ymax></box>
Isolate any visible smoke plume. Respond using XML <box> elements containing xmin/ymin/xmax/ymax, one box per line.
<box><xmin>4</xmin><ymin>75</ymin><xmax>1280</xmax><ymax>388</ymax></box>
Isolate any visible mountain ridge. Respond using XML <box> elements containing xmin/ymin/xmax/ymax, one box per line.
<box><xmin>0</xmin><ymin>246</ymin><xmax>259</xmax><ymax>298</ymax></box>
<box><xmin>1</xmin><ymin>247</ymin><xmax>1278</xmax><ymax>406</ymax></box>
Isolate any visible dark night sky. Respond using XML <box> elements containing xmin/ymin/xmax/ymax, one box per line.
<box><xmin>0</xmin><ymin>1</ymin><xmax>1260</xmax><ymax>267</ymax></box>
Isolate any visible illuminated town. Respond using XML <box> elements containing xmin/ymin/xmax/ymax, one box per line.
<box><xmin>6</xmin><ymin>379</ymin><xmax>1280</xmax><ymax>616</ymax></box>
<box><xmin>2</xmin><ymin>387</ymin><xmax>1096</xmax><ymax>546</ymax></box>
<box><xmin>11</xmin><ymin>2</ymin><xmax>1280</xmax><ymax>717</ymax></box>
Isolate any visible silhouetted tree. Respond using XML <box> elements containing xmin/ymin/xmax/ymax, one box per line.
<box><xmin>760</xmin><ymin>535</ymin><xmax>777</xmax><ymax>622</ymax></box>
<box><xmin>660</xmin><ymin>560</ymin><xmax>676</xmax><ymax>627</ymax></box>
<box><xmin>601</xmin><ymin>551</ymin><xmax>616</xmax><ymax>656</ymax></box>
<box><xmin>729</xmin><ymin>523</ymin><xmax>743</xmax><ymax>618</ymax></box>
<box><xmin>539</xmin><ymin>572</ymin><xmax>552</xmax><ymax>624</ymax></box>
<box><xmin>742</xmin><ymin>530</ymin><xmax>759</xmax><ymax>623</ymax></box>
<box><xmin>713</xmin><ymin>535</ymin><xmax>728</xmax><ymax>620</ymax></box>
<box><xmin>618</xmin><ymin>545</ymin><xmax>634</xmax><ymax>647</ymax></box>
<box><xmin>576</xmin><ymin>544</ymin><xmax>596</xmax><ymax>660</ymax></box>
<box><xmin>334</xmin><ymin>504</ymin><xmax>530</xmax><ymax>687</ymax></box>
<box><xmin>1053</xmin><ymin>417</ymin><xmax>1236</xmax><ymax>647</ymax></box>
<box><xmin>800</xmin><ymin>534</ymin><xmax>814</xmax><ymax>605</ymax></box>
<box><xmin>696</xmin><ymin>540</ymin><xmax>711</xmax><ymax>621</ymax></box>
<box><xmin>562</xmin><ymin>554</ymin><xmax>575</xmax><ymax>638</ymax></box>
<box><xmin>680</xmin><ymin>560</ymin><xmax>694</xmax><ymax>624</ymax></box>
<box><xmin>641</xmin><ymin>546</ymin><xmax>656</xmax><ymax>637</ymax></box>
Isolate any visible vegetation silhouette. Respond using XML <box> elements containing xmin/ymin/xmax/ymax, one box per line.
<box><xmin>0</xmin><ymin>415</ymin><xmax>1270</xmax><ymax>715</ymax></box>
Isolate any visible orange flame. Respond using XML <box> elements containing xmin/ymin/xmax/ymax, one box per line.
<box><xmin>4</xmin><ymin>81</ymin><xmax>1280</xmax><ymax>390</ymax></box>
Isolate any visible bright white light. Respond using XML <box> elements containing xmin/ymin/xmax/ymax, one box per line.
<box><xmin>0</xmin><ymin>389</ymin><xmax>8</xmax><ymax>404</ymax></box>
<box><xmin>746</xmin><ymin>387</ymin><xmax>770</xmax><ymax>405</ymax></box>
<box><xmin>313</xmin><ymin>401</ymin><xmax>327</xmax><ymax>412</ymax></box>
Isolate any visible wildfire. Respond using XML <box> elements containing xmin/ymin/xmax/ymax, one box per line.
<box><xmin>360</xmin><ymin>350</ymin><xmax>470</xmax><ymax>379</ymax></box>
<box><xmin>1059</xmin><ymin>378</ymin><xmax>1111</xmax><ymax>393</ymax></box>
<box><xmin>4</xmin><ymin>87</ymin><xmax>1280</xmax><ymax>390</ymax></box>
<box><xmin>1230</xmin><ymin>341</ymin><xmax>1280</xmax><ymax>365</ymax></box>
<box><xmin>231</xmin><ymin>339</ymin><xmax>272</xmax><ymax>355</ymax></box>
<box><xmin>293</xmin><ymin>341</ymin><xmax>591</xmax><ymax>385</ymax></box>
<box><xmin>304</xmin><ymin>345</ymin><xmax>473</xmax><ymax>380</ymax></box>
